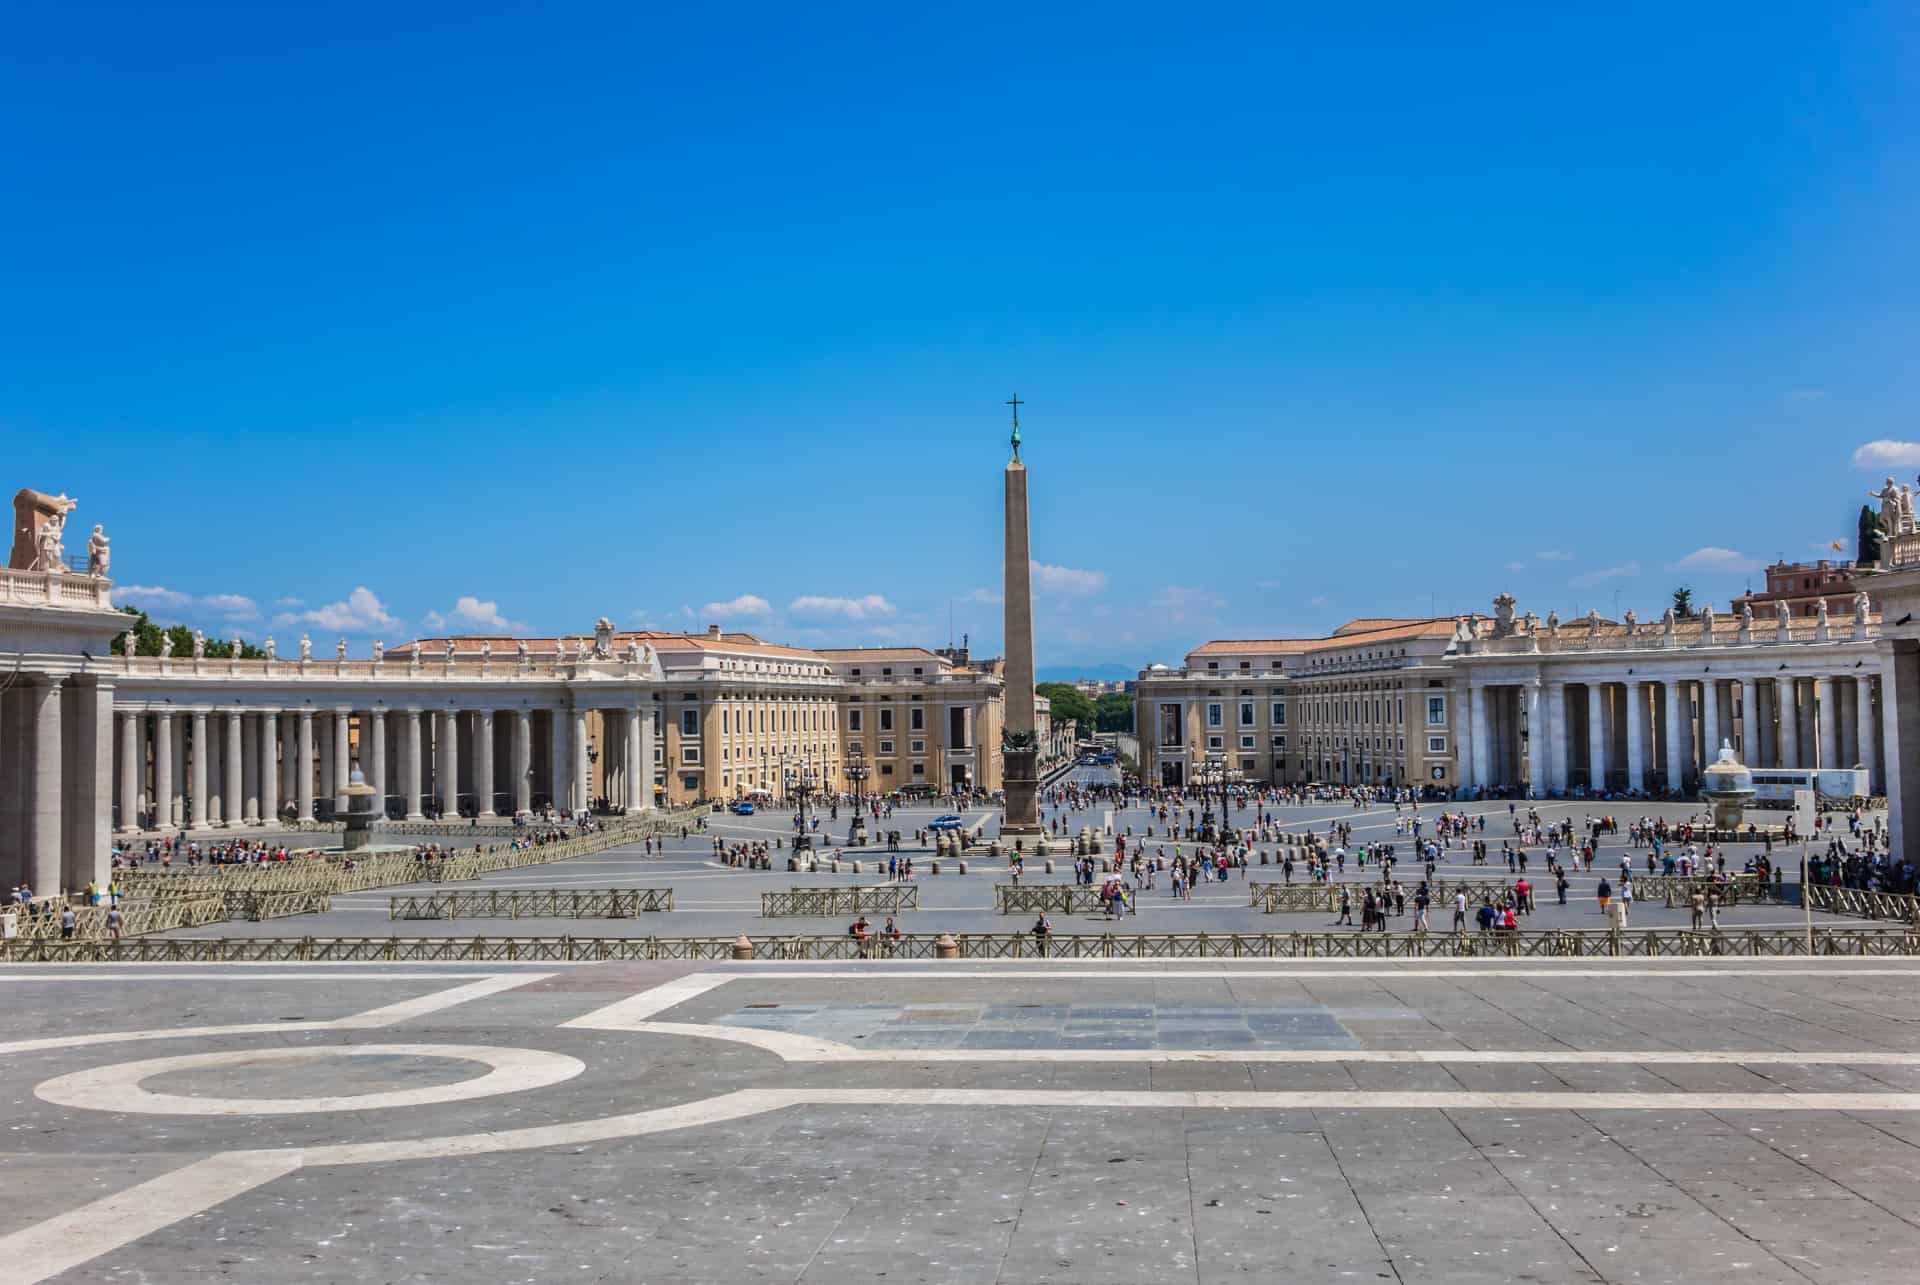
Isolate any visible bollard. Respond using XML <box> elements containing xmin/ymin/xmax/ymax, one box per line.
<box><xmin>731</xmin><ymin>934</ymin><xmax>755</xmax><ymax>961</ymax></box>
<box><xmin>935</xmin><ymin>932</ymin><xmax>960</xmax><ymax>960</ymax></box>
<box><xmin>1044</xmin><ymin>859</ymin><xmax>1054</xmax><ymax>874</ymax></box>
<box><xmin>930</xmin><ymin>861</ymin><xmax>941</xmax><ymax>876</ymax></box>
<box><xmin>787</xmin><ymin>857</ymin><xmax>798</xmax><ymax>872</ymax></box>
<box><xmin>851</xmin><ymin>860</ymin><xmax>861</xmax><ymax>874</ymax></box>
<box><xmin>958</xmin><ymin>861</ymin><xmax>968</xmax><ymax>875</ymax></box>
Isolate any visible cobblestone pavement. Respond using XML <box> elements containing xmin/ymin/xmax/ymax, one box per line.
<box><xmin>155</xmin><ymin>796</ymin><xmax>1874</xmax><ymax>941</ymax></box>
<box><xmin>4</xmin><ymin>956</ymin><xmax>1920</xmax><ymax>1283</ymax></box>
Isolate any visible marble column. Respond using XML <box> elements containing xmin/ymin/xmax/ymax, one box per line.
<box><xmin>572</xmin><ymin>707</ymin><xmax>590</xmax><ymax>812</ymax></box>
<box><xmin>551</xmin><ymin>709</ymin><xmax>572</xmax><ymax>813</ymax></box>
<box><xmin>368</xmin><ymin>710</ymin><xmax>387</xmax><ymax>818</ymax></box>
<box><xmin>65</xmin><ymin>678</ymin><xmax>113</xmax><ymax>890</ymax></box>
<box><xmin>296</xmin><ymin>710</ymin><xmax>316</xmax><ymax>823</ymax></box>
<box><xmin>1858</xmin><ymin>674</ymin><xmax>1881</xmax><ymax>792</ymax></box>
<box><xmin>1662</xmin><ymin>683</ymin><xmax>1684</xmax><ymax>789</ymax></box>
<box><xmin>1525</xmin><ymin>681</ymin><xmax>1546</xmax><ymax>796</ymax></box>
<box><xmin>1778</xmin><ymin>677</ymin><xmax>1800</xmax><ymax>768</ymax></box>
<box><xmin>315</xmin><ymin>715</ymin><xmax>334</xmax><ymax>816</ymax></box>
<box><xmin>1740</xmin><ymin>678</ymin><xmax>1760</xmax><ymax>766</ymax></box>
<box><xmin>116</xmin><ymin>711</ymin><xmax>139</xmax><ymax>834</ymax></box>
<box><xmin>1586</xmin><ymin>683</ymin><xmax>1606</xmax><ymax>791</ymax></box>
<box><xmin>258</xmin><ymin>711</ymin><xmax>279</xmax><ymax>827</ymax></box>
<box><xmin>153</xmin><ymin>711</ymin><xmax>174</xmax><ymax>833</ymax></box>
<box><xmin>225</xmin><ymin>712</ymin><xmax>243</xmax><ymax>829</ymax></box>
<box><xmin>403</xmin><ymin>708</ymin><xmax>424</xmax><ymax>820</ymax></box>
<box><xmin>475</xmin><ymin>710</ymin><xmax>496</xmax><ymax>817</ymax></box>
<box><xmin>438</xmin><ymin>708</ymin><xmax>460</xmax><ymax>817</ymax></box>
<box><xmin>626</xmin><ymin>703</ymin><xmax>644</xmax><ymax>809</ymax></box>
<box><xmin>1815</xmin><ymin>676</ymin><xmax>1839</xmax><ymax>770</ymax></box>
<box><xmin>242</xmin><ymin>713</ymin><xmax>260</xmax><ymax>825</ymax></box>
<box><xmin>279</xmin><ymin>714</ymin><xmax>297</xmax><ymax>812</ymax></box>
<box><xmin>1701</xmin><ymin>679</ymin><xmax>1721</xmax><ymax>764</ymax></box>
<box><xmin>512</xmin><ymin>709</ymin><xmax>532</xmax><ymax>815</ymax></box>
<box><xmin>333</xmin><ymin>710</ymin><xmax>351</xmax><ymax>812</ymax></box>
<box><xmin>26</xmin><ymin>676</ymin><xmax>63</xmax><ymax>894</ymax></box>
<box><xmin>190</xmin><ymin>710</ymin><xmax>210</xmax><ymax>830</ymax></box>
<box><xmin>1625</xmin><ymin>680</ymin><xmax>1646</xmax><ymax>793</ymax></box>
<box><xmin>1469</xmin><ymin>684</ymin><xmax>1491</xmax><ymax>789</ymax></box>
<box><xmin>1545</xmin><ymin>681</ymin><xmax>1568</xmax><ymax>793</ymax></box>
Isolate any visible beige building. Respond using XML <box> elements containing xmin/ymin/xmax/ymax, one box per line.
<box><xmin>1136</xmin><ymin>618</ymin><xmax>1465</xmax><ymax>790</ymax></box>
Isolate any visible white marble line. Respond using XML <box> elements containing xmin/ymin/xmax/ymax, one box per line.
<box><xmin>35</xmin><ymin>1042</ymin><xmax>585</xmax><ymax>1115</ymax></box>
<box><xmin>0</xmin><ymin>959</ymin><xmax>585</xmax><ymax>968</ymax></box>
<box><xmin>0</xmin><ymin>972</ymin><xmax>521</xmax><ymax>982</ymax></box>
<box><xmin>557</xmin><ymin>972</ymin><xmax>734</xmax><ymax>1028</ymax></box>
<box><xmin>0</xmin><ymin>1150</ymin><xmax>305</xmax><ymax>1285</ymax></box>
<box><xmin>0</xmin><ymin>972</ymin><xmax>552</xmax><ymax>1058</ymax></box>
<box><xmin>713</xmin><ymin>966</ymin><xmax>1920</xmax><ymax>979</ymax></box>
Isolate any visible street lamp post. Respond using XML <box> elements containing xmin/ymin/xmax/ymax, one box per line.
<box><xmin>845</xmin><ymin>745</ymin><xmax>870</xmax><ymax>846</ymax></box>
<box><xmin>787</xmin><ymin>754</ymin><xmax>816</xmax><ymax>852</ymax></box>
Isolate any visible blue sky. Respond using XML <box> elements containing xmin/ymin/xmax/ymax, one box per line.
<box><xmin>4</xmin><ymin>2</ymin><xmax>1915</xmax><ymax>669</ymax></box>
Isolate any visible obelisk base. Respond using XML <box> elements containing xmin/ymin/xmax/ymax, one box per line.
<box><xmin>1000</xmin><ymin>748</ymin><xmax>1042</xmax><ymax>839</ymax></box>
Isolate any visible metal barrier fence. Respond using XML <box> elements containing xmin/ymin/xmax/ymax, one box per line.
<box><xmin>222</xmin><ymin>891</ymin><xmax>334</xmax><ymax>921</ymax></box>
<box><xmin>1644</xmin><ymin>876</ymin><xmax>1779</xmax><ymax>907</ymax></box>
<box><xmin>995</xmin><ymin>884</ymin><xmax>1114</xmax><ymax>914</ymax></box>
<box><xmin>4</xmin><ymin>896</ymin><xmax>228</xmax><ymax>940</ymax></box>
<box><xmin>1250</xmin><ymin>879</ymin><xmax>1528</xmax><ymax>914</ymax></box>
<box><xmin>7</xmin><ymin>925</ymin><xmax>1919</xmax><ymax>963</ymax></box>
<box><xmin>1805</xmin><ymin>884</ymin><xmax>1920</xmax><ymax>922</ymax></box>
<box><xmin>760</xmin><ymin>886</ymin><xmax>921</xmax><ymax>917</ymax></box>
<box><xmin>390</xmin><ymin>888</ymin><xmax>674</xmax><ymax>919</ymax></box>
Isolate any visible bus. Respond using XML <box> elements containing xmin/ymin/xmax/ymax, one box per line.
<box><xmin>1748</xmin><ymin>767</ymin><xmax>1869</xmax><ymax>808</ymax></box>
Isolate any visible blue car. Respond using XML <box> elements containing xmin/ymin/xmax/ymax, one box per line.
<box><xmin>731</xmin><ymin>801</ymin><xmax>755</xmax><ymax>816</ymax></box>
<box><xmin>927</xmin><ymin>815</ymin><xmax>964</xmax><ymax>830</ymax></box>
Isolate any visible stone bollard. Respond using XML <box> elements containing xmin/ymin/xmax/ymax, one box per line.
<box><xmin>731</xmin><ymin>934</ymin><xmax>755</xmax><ymax>961</ymax></box>
<box><xmin>1260</xmin><ymin>851</ymin><xmax>1269</xmax><ymax>865</ymax></box>
<box><xmin>935</xmin><ymin>932</ymin><xmax>960</xmax><ymax>960</ymax></box>
<box><xmin>958</xmin><ymin>861</ymin><xmax>968</xmax><ymax>875</ymax></box>
<box><xmin>830</xmin><ymin>860</ymin><xmax>840</xmax><ymax>873</ymax></box>
<box><xmin>1045</xmin><ymin>859</ymin><xmax>1054</xmax><ymax>874</ymax></box>
<box><xmin>851</xmin><ymin>860</ymin><xmax>861</xmax><ymax>874</ymax></box>
<box><xmin>930</xmin><ymin>861</ymin><xmax>941</xmax><ymax>875</ymax></box>
<box><xmin>787</xmin><ymin>857</ymin><xmax>798</xmax><ymax>872</ymax></box>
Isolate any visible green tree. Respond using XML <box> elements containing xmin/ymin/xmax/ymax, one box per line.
<box><xmin>113</xmin><ymin>606</ymin><xmax>264</xmax><ymax>658</ymax></box>
<box><xmin>1860</xmin><ymin>504</ymin><xmax>1884</xmax><ymax>564</ymax></box>
<box><xmin>1036</xmin><ymin>682</ymin><xmax>1097</xmax><ymax>732</ymax></box>
<box><xmin>1093</xmin><ymin>692</ymin><xmax>1135</xmax><ymax>733</ymax></box>
<box><xmin>1670</xmin><ymin>586</ymin><xmax>1694</xmax><ymax>618</ymax></box>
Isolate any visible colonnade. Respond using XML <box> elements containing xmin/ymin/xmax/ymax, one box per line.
<box><xmin>111</xmin><ymin>699</ymin><xmax>658</xmax><ymax>832</ymax></box>
<box><xmin>1459</xmin><ymin>670</ymin><xmax>1882</xmax><ymax>795</ymax></box>
<box><xmin>0</xmin><ymin>675</ymin><xmax>114</xmax><ymax>892</ymax></box>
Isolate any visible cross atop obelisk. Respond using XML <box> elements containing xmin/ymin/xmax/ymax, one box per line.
<box><xmin>1000</xmin><ymin>395</ymin><xmax>1041</xmax><ymax>838</ymax></box>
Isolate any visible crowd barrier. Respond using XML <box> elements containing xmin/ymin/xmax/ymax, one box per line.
<box><xmin>7</xmin><ymin>925</ymin><xmax>1917</xmax><ymax>962</ymax></box>
<box><xmin>390</xmin><ymin>888</ymin><xmax>675</xmax><ymax>919</ymax></box>
<box><xmin>1804</xmin><ymin>883</ymin><xmax>1920</xmax><ymax>922</ymax></box>
<box><xmin>760</xmin><ymin>886</ymin><xmax>920</xmax><ymax>917</ymax></box>
<box><xmin>995</xmin><ymin>884</ymin><xmax>1113</xmax><ymax>914</ymax></box>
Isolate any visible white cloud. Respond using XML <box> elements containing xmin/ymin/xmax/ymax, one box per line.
<box><xmin>273</xmin><ymin>596</ymin><xmax>304</xmax><ymax>608</ymax></box>
<box><xmin>697</xmin><ymin>594</ymin><xmax>772</xmax><ymax>619</ymax></box>
<box><xmin>790</xmin><ymin>593</ymin><xmax>896</xmax><ymax>620</ymax></box>
<box><xmin>1571</xmin><ymin>562</ymin><xmax>1641</xmax><ymax>586</ymax></box>
<box><xmin>1675</xmin><ymin>546</ymin><xmax>1761</xmax><ymax>573</ymax></box>
<box><xmin>1853</xmin><ymin>440</ymin><xmax>1920</xmax><ymax>469</ymax></box>
<box><xmin>118</xmin><ymin>585</ymin><xmax>194</xmax><ymax>609</ymax></box>
<box><xmin>962</xmin><ymin>587</ymin><xmax>1002</xmax><ymax>605</ymax></box>
<box><xmin>420</xmin><ymin>595</ymin><xmax>527</xmax><ymax>633</ymax></box>
<box><xmin>273</xmin><ymin>586</ymin><xmax>399</xmax><ymax>633</ymax></box>
<box><xmin>1536</xmin><ymin>550</ymin><xmax>1572</xmax><ymax>561</ymax></box>
<box><xmin>1031</xmin><ymin>561</ymin><xmax>1107</xmax><ymax>595</ymax></box>
<box><xmin>1151</xmin><ymin>585</ymin><xmax>1226</xmax><ymax>624</ymax></box>
<box><xmin>1308</xmin><ymin>595</ymin><xmax>1330</xmax><ymax>609</ymax></box>
<box><xmin>119</xmin><ymin>586</ymin><xmax>258</xmax><ymax>619</ymax></box>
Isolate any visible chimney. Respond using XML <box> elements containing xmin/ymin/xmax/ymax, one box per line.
<box><xmin>707</xmin><ymin>624</ymin><xmax>722</xmax><ymax>638</ymax></box>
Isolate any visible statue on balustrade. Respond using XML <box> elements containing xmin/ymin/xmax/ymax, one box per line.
<box><xmin>9</xmin><ymin>488</ymin><xmax>77</xmax><ymax>571</ymax></box>
<box><xmin>1775</xmin><ymin>600</ymin><xmax>1793</xmax><ymax>638</ymax></box>
<box><xmin>445</xmin><ymin>638</ymin><xmax>458</xmax><ymax>664</ymax></box>
<box><xmin>192</xmin><ymin>629</ymin><xmax>206</xmax><ymax>660</ymax></box>
<box><xmin>1856</xmin><ymin>591</ymin><xmax>1872</xmax><ymax>627</ymax></box>
<box><xmin>373</xmin><ymin>640</ymin><xmax>384</xmax><ymax>664</ymax></box>
<box><xmin>159</xmin><ymin>632</ymin><xmax>173</xmax><ymax>658</ymax></box>
<box><xmin>593</xmin><ymin>616</ymin><xmax>615</xmax><ymax>659</ymax></box>
<box><xmin>299</xmin><ymin>634</ymin><xmax>312</xmax><ymax>661</ymax></box>
<box><xmin>481</xmin><ymin>640</ymin><xmax>492</xmax><ymax>664</ymax></box>
<box><xmin>263</xmin><ymin>636</ymin><xmax>276</xmax><ymax>661</ymax></box>
<box><xmin>1741</xmin><ymin>603</ymin><xmax>1754</xmax><ymax>632</ymax></box>
<box><xmin>86</xmin><ymin>524</ymin><xmax>110</xmax><ymax>577</ymax></box>
<box><xmin>1623</xmin><ymin>609</ymin><xmax>1638</xmax><ymax>636</ymax></box>
<box><xmin>1873</xmin><ymin>477</ymin><xmax>1904</xmax><ymax>537</ymax></box>
<box><xmin>336</xmin><ymin>638</ymin><xmax>347</xmax><ymax>661</ymax></box>
<box><xmin>1699</xmin><ymin>606</ymin><xmax>1716</xmax><ymax>643</ymax></box>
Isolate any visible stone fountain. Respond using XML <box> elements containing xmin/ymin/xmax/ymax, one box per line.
<box><xmin>340</xmin><ymin>761</ymin><xmax>382</xmax><ymax>852</ymax></box>
<box><xmin>1699</xmin><ymin>739</ymin><xmax>1756</xmax><ymax>830</ymax></box>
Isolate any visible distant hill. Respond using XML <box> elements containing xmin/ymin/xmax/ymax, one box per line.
<box><xmin>1036</xmin><ymin>662</ymin><xmax>1137</xmax><ymax>684</ymax></box>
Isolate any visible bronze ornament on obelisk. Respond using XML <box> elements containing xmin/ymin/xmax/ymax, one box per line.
<box><xmin>999</xmin><ymin>395</ymin><xmax>1042</xmax><ymax>838</ymax></box>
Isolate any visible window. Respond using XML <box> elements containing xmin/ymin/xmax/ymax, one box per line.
<box><xmin>1240</xmin><ymin>735</ymin><xmax>1255</xmax><ymax>749</ymax></box>
<box><xmin>882</xmin><ymin>667</ymin><xmax>893</xmax><ymax>676</ymax></box>
<box><xmin>1426</xmin><ymin>696</ymin><xmax>1447</xmax><ymax>726</ymax></box>
<box><xmin>1207</xmin><ymin>735</ymin><xmax>1223</xmax><ymax>750</ymax></box>
<box><xmin>1240</xmin><ymin>756</ymin><xmax>1256</xmax><ymax>771</ymax></box>
<box><xmin>1271</xmin><ymin>735</ymin><xmax>1287</xmax><ymax>750</ymax></box>
<box><xmin>847</xmin><ymin>709</ymin><xmax>863</xmax><ymax>732</ymax></box>
<box><xmin>680</xmin><ymin>746</ymin><xmax>699</xmax><ymax>764</ymax></box>
<box><xmin>1239</xmin><ymin>701</ymin><xmax>1254</xmax><ymax>727</ymax></box>
<box><xmin>910</xmin><ymin>708</ymin><xmax>924</xmax><ymax>731</ymax></box>
<box><xmin>1271</xmin><ymin>701</ymin><xmax>1286</xmax><ymax>725</ymax></box>
<box><xmin>850</xmin><ymin>668</ymin><xmax>861</xmax><ymax>676</ymax></box>
<box><xmin>680</xmin><ymin>709</ymin><xmax>699</xmax><ymax>737</ymax></box>
<box><xmin>683</xmin><ymin>774</ymin><xmax>700</xmax><ymax>791</ymax></box>
<box><xmin>1428</xmin><ymin>735</ymin><xmax>1445</xmax><ymax>753</ymax></box>
<box><xmin>1206</xmin><ymin>702</ymin><xmax>1223</xmax><ymax>727</ymax></box>
<box><xmin>878</xmin><ymin>740</ymin><xmax>894</xmax><ymax>754</ymax></box>
<box><xmin>880</xmin><ymin>764</ymin><xmax>894</xmax><ymax>776</ymax></box>
<box><xmin>910</xmin><ymin>739</ymin><xmax>925</xmax><ymax>753</ymax></box>
<box><xmin>880</xmin><ymin>708</ymin><xmax>894</xmax><ymax>732</ymax></box>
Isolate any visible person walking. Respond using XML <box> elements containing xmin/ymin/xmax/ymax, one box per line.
<box><xmin>1596</xmin><ymin>877</ymin><xmax>1612</xmax><ymax>918</ymax></box>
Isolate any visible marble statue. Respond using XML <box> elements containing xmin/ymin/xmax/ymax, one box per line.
<box><xmin>1661</xmin><ymin>608</ymin><xmax>1676</xmax><ymax>643</ymax></box>
<box><xmin>263</xmin><ymin>636</ymin><xmax>276</xmax><ymax>661</ymax></box>
<box><xmin>192</xmin><ymin>629</ymin><xmax>206</xmax><ymax>660</ymax></box>
<box><xmin>1873</xmin><ymin>476</ymin><xmax>1903</xmax><ymax>536</ymax></box>
<box><xmin>516</xmin><ymin>639</ymin><xmax>529</xmax><ymax>660</ymax></box>
<box><xmin>1585</xmin><ymin>608</ymin><xmax>1600</xmax><ymax>632</ymax></box>
<box><xmin>1816</xmin><ymin>598</ymin><xmax>1830</xmax><ymax>626</ymax></box>
<box><xmin>160</xmin><ymin>633</ymin><xmax>173</xmax><ymax>659</ymax></box>
<box><xmin>373</xmin><ymin>640</ymin><xmax>384</xmax><ymax>663</ymax></box>
<box><xmin>85</xmin><ymin>525</ymin><xmax>109</xmax><ymax>577</ymax></box>
<box><xmin>1700</xmin><ymin>606</ymin><xmax>1716</xmax><ymax>644</ymax></box>
<box><xmin>481</xmin><ymin>640</ymin><xmax>493</xmax><ymax>664</ymax></box>
<box><xmin>1903</xmin><ymin>485</ymin><xmax>1916</xmax><ymax>535</ymax></box>
<box><xmin>10</xmin><ymin>489</ymin><xmax>77</xmax><ymax>571</ymax></box>
<box><xmin>1741</xmin><ymin>602</ymin><xmax>1754</xmax><ymax>631</ymax></box>
<box><xmin>1856</xmin><ymin>591</ymin><xmax>1871</xmax><ymax>626</ymax></box>
<box><xmin>1623</xmin><ymin>609</ymin><xmax>1638</xmax><ymax>636</ymax></box>
<box><xmin>336</xmin><ymin>638</ymin><xmax>347</xmax><ymax>662</ymax></box>
<box><xmin>593</xmin><ymin>616</ymin><xmax>615</xmax><ymax>659</ymax></box>
<box><xmin>299</xmin><ymin>634</ymin><xmax>312</xmax><ymax>662</ymax></box>
<box><xmin>625</xmin><ymin>639</ymin><xmax>641</xmax><ymax>664</ymax></box>
<box><xmin>445</xmin><ymin>638</ymin><xmax>457</xmax><ymax>663</ymax></box>
<box><xmin>119</xmin><ymin>631</ymin><xmax>133</xmax><ymax>657</ymax></box>
<box><xmin>1491</xmin><ymin>593</ymin><xmax>1517</xmax><ymax>638</ymax></box>
<box><xmin>1545</xmin><ymin>610</ymin><xmax>1560</xmax><ymax>635</ymax></box>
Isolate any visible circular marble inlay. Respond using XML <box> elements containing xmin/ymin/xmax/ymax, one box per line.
<box><xmin>35</xmin><ymin>1043</ymin><xmax>586</xmax><ymax>1116</ymax></box>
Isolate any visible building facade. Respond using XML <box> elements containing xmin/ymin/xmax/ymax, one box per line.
<box><xmin>1730</xmin><ymin>559</ymin><xmax>1859</xmax><ymax>621</ymax></box>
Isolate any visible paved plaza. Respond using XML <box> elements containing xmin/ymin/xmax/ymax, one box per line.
<box><xmin>6</xmin><ymin>954</ymin><xmax>1920</xmax><ymax>1283</ymax></box>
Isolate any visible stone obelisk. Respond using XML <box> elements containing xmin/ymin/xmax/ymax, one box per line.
<box><xmin>1000</xmin><ymin>396</ymin><xmax>1041</xmax><ymax>838</ymax></box>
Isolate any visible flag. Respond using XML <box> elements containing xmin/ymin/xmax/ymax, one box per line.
<box><xmin>1832</xmin><ymin>541</ymin><xmax>1844</xmax><ymax>552</ymax></box>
